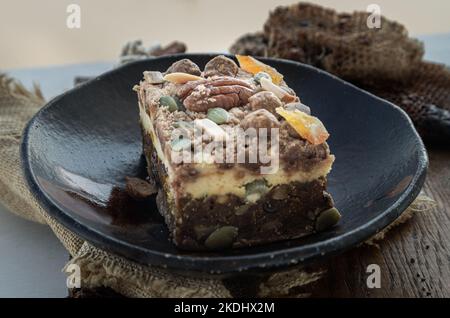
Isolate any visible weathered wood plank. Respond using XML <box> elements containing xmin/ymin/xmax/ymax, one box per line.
<box><xmin>311</xmin><ymin>147</ymin><xmax>450</xmax><ymax>297</ymax></box>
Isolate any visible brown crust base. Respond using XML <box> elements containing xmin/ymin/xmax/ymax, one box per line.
<box><xmin>142</xmin><ymin>130</ymin><xmax>334</xmax><ymax>251</ymax></box>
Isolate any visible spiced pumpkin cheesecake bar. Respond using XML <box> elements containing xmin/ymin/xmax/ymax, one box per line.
<box><xmin>135</xmin><ymin>55</ymin><xmax>340</xmax><ymax>250</ymax></box>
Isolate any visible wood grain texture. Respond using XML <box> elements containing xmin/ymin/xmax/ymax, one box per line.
<box><xmin>310</xmin><ymin>146</ymin><xmax>450</xmax><ymax>297</ymax></box>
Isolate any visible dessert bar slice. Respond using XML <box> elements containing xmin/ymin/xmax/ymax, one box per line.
<box><xmin>135</xmin><ymin>55</ymin><xmax>340</xmax><ymax>250</ymax></box>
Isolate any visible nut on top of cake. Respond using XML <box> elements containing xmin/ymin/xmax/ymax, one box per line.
<box><xmin>135</xmin><ymin>55</ymin><xmax>339</xmax><ymax>250</ymax></box>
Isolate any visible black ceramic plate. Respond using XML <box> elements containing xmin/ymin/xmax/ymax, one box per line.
<box><xmin>21</xmin><ymin>54</ymin><xmax>427</xmax><ymax>275</ymax></box>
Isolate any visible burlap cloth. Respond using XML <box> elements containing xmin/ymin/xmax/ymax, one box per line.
<box><xmin>0</xmin><ymin>70</ymin><xmax>435</xmax><ymax>297</ymax></box>
<box><xmin>230</xmin><ymin>2</ymin><xmax>450</xmax><ymax>143</ymax></box>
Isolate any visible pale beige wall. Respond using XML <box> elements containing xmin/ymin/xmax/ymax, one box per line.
<box><xmin>1</xmin><ymin>0</ymin><xmax>449</xmax><ymax>69</ymax></box>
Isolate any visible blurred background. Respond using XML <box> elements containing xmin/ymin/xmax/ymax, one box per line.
<box><xmin>1</xmin><ymin>0</ymin><xmax>450</xmax><ymax>69</ymax></box>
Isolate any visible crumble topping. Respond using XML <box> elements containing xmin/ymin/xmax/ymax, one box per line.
<box><xmin>136</xmin><ymin>55</ymin><xmax>332</xmax><ymax>174</ymax></box>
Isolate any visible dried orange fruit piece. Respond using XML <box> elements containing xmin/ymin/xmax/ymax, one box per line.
<box><xmin>276</xmin><ymin>107</ymin><xmax>329</xmax><ymax>145</ymax></box>
<box><xmin>236</xmin><ymin>55</ymin><xmax>284</xmax><ymax>85</ymax></box>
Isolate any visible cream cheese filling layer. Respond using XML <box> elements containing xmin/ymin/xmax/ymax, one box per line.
<box><xmin>140</xmin><ymin>108</ymin><xmax>334</xmax><ymax>199</ymax></box>
<box><xmin>179</xmin><ymin>159</ymin><xmax>333</xmax><ymax>199</ymax></box>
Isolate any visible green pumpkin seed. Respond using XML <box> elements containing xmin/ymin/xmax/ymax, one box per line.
<box><xmin>159</xmin><ymin>96</ymin><xmax>178</xmax><ymax>112</ymax></box>
<box><xmin>207</xmin><ymin>107</ymin><xmax>230</xmax><ymax>124</ymax></box>
<box><xmin>193</xmin><ymin>225</ymin><xmax>215</xmax><ymax>240</ymax></box>
<box><xmin>315</xmin><ymin>207</ymin><xmax>341</xmax><ymax>232</ymax></box>
<box><xmin>245</xmin><ymin>179</ymin><xmax>269</xmax><ymax>203</ymax></box>
<box><xmin>234</xmin><ymin>204</ymin><xmax>250</xmax><ymax>216</ymax></box>
<box><xmin>170</xmin><ymin>137</ymin><xmax>191</xmax><ymax>152</ymax></box>
<box><xmin>204</xmin><ymin>226</ymin><xmax>238</xmax><ymax>250</ymax></box>
<box><xmin>254</xmin><ymin>72</ymin><xmax>271</xmax><ymax>84</ymax></box>
<box><xmin>271</xmin><ymin>185</ymin><xmax>289</xmax><ymax>200</ymax></box>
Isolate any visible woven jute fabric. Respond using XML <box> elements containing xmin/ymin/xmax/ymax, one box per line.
<box><xmin>0</xmin><ymin>73</ymin><xmax>434</xmax><ymax>297</ymax></box>
<box><xmin>230</xmin><ymin>2</ymin><xmax>450</xmax><ymax>143</ymax></box>
<box><xmin>262</xmin><ymin>2</ymin><xmax>424</xmax><ymax>84</ymax></box>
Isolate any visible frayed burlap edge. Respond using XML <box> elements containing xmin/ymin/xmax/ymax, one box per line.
<box><xmin>65</xmin><ymin>242</ymin><xmax>231</xmax><ymax>298</ymax></box>
<box><xmin>0</xmin><ymin>73</ymin><xmax>436</xmax><ymax>297</ymax></box>
<box><xmin>0</xmin><ymin>74</ymin><xmax>44</xmax><ymax>105</ymax></box>
<box><xmin>0</xmin><ymin>74</ymin><xmax>46</xmax><ymax>224</ymax></box>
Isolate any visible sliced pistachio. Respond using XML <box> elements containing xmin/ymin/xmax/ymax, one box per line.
<box><xmin>315</xmin><ymin>207</ymin><xmax>341</xmax><ymax>232</ymax></box>
<box><xmin>143</xmin><ymin>71</ymin><xmax>164</xmax><ymax>84</ymax></box>
<box><xmin>204</xmin><ymin>226</ymin><xmax>238</xmax><ymax>250</ymax></box>
<box><xmin>170</xmin><ymin>137</ymin><xmax>191</xmax><ymax>152</ymax></box>
<box><xmin>207</xmin><ymin>107</ymin><xmax>230</xmax><ymax>124</ymax></box>
<box><xmin>253</xmin><ymin>71</ymin><xmax>271</xmax><ymax>84</ymax></box>
<box><xmin>159</xmin><ymin>96</ymin><xmax>178</xmax><ymax>112</ymax></box>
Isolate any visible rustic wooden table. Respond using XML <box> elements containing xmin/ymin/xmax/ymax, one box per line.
<box><xmin>3</xmin><ymin>46</ymin><xmax>449</xmax><ymax>297</ymax></box>
<box><xmin>311</xmin><ymin>146</ymin><xmax>450</xmax><ymax>297</ymax></box>
<box><xmin>287</xmin><ymin>35</ymin><xmax>450</xmax><ymax>297</ymax></box>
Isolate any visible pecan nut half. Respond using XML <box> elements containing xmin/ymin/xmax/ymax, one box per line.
<box><xmin>166</xmin><ymin>59</ymin><xmax>201</xmax><ymax>76</ymax></box>
<box><xmin>178</xmin><ymin>77</ymin><xmax>255</xmax><ymax>112</ymax></box>
<box><xmin>204</xmin><ymin>55</ymin><xmax>239</xmax><ymax>78</ymax></box>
